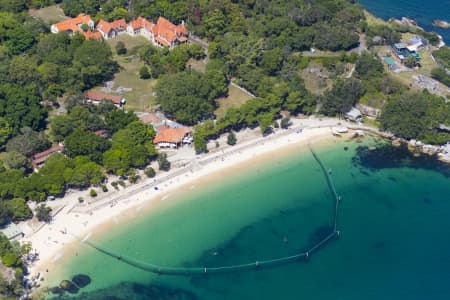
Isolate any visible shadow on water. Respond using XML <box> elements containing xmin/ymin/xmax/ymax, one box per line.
<box><xmin>352</xmin><ymin>142</ymin><xmax>450</xmax><ymax>177</ymax></box>
<box><xmin>48</xmin><ymin>282</ymin><xmax>198</xmax><ymax>300</ymax></box>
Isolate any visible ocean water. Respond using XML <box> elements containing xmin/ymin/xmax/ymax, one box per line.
<box><xmin>45</xmin><ymin>136</ymin><xmax>450</xmax><ymax>300</ymax></box>
<box><xmin>360</xmin><ymin>0</ymin><xmax>450</xmax><ymax>42</ymax></box>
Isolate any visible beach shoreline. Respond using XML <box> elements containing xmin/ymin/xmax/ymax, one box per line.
<box><xmin>23</xmin><ymin>117</ymin><xmax>362</xmax><ymax>288</ymax></box>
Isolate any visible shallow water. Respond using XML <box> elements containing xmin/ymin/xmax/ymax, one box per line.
<box><xmin>47</xmin><ymin>137</ymin><xmax>450</xmax><ymax>300</ymax></box>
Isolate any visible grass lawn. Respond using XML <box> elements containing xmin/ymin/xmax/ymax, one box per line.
<box><xmin>89</xmin><ymin>35</ymin><xmax>157</xmax><ymax>112</ymax></box>
<box><xmin>106</xmin><ymin>34</ymin><xmax>150</xmax><ymax>55</ymax></box>
<box><xmin>29</xmin><ymin>5</ymin><xmax>68</xmax><ymax>24</ymax></box>
<box><xmin>301</xmin><ymin>61</ymin><xmax>333</xmax><ymax>95</ymax></box>
<box><xmin>92</xmin><ymin>56</ymin><xmax>157</xmax><ymax>112</ymax></box>
<box><xmin>215</xmin><ymin>84</ymin><xmax>254</xmax><ymax>119</ymax></box>
<box><xmin>188</xmin><ymin>58</ymin><xmax>207</xmax><ymax>73</ymax></box>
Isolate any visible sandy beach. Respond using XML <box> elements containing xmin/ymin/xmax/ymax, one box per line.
<box><xmin>22</xmin><ymin>117</ymin><xmax>355</xmax><ymax>284</ymax></box>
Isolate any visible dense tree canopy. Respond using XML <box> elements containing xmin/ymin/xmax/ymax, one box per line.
<box><xmin>321</xmin><ymin>78</ymin><xmax>365</xmax><ymax>115</ymax></box>
<box><xmin>380</xmin><ymin>91</ymin><xmax>450</xmax><ymax>144</ymax></box>
<box><xmin>155</xmin><ymin>70</ymin><xmax>226</xmax><ymax>125</ymax></box>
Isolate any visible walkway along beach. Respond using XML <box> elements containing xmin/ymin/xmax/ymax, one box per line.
<box><xmin>22</xmin><ymin>117</ymin><xmax>399</xmax><ymax>285</ymax></box>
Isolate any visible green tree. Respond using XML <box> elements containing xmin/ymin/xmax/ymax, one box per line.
<box><xmin>227</xmin><ymin>131</ymin><xmax>237</xmax><ymax>145</ymax></box>
<box><xmin>0</xmin><ymin>117</ymin><xmax>11</xmax><ymax>150</ymax></box>
<box><xmin>259</xmin><ymin>48</ymin><xmax>283</xmax><ymax>75</ymax></box>
<box><xmin>6</xmin><ymin>198</ymin><xmax>31</xmax><ymax>221</ymax></box>
<box><xmin>5</xmin><ymin>26</ymin><xmax>36</xmax><ymax>55</ymax></box>
<box><xmin>355</xmin><ymin>52</ymin><xmax>384</xmax><ymax>79</ymax></box>
<box><xmin>280</xmin><ymin>117</ymin><xmax>291</xmax><ymax>129</ymax></box>
<box><xmin>403</xmin><ymin>56</ymin><xmax>417</xmax><ymax>68</ymax></box>
<box><xmin>204</xmin><ymin>9</ymin><xmax>227</xmax><ymax>39</ymax></box>
<box><xmin>35</xmin><ymin>204</ymin><xmax>52</xmax><ymax>222</ymax></box>
<box><xmin>115</xmin><ymin>41</ymin><xmax>127</xmax><ymax>55</ymax></box>
<box><xmin>145</xmin><ymin>167</ymin><xmax>156</xmax><ymax>178</ymax></box>
<box><xmin>139</xmin><ymin>66</ymin><xmax>151</xmax><ymax>79</ymax></box>
<box><xmin>157</xmin><ymin>153</ymin><xmax>170</xmax><ymax>171</ymax></box>
<box><xmin>155</xmin><ymin>71</ymin><xmax>218</xmax><ymax>125</ymax></box>
<box><xmin>6</xmin><ymin>127</ymin><xmax>50</xmax><ymax>156</ymax></box>
<box><xmin>1</xmin><ymin>151</ymin><xmax>30</xmax><ymax>171</ymax></box>
<box><xmin>103</xmin><ymin>149</ymin><xmax>130</xmax><ymax>175</ymax></box>
<box><xmin>321</xmin><ymin>78</ymin><xmax>365</xmax><ymax>115</ymax></box>
<box><xmin>64</xmin><ymin>130</ymin><xmax>111</xmax><ymax>163</ymax></box>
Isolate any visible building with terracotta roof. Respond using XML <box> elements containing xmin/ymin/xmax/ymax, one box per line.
<box><xmin>127</xmin><ymin>16</ymin><xmax>188</xmax><ymax>49</ymax></box>
<box><xmin>82</xmin><ymin>30</ymin><xmax>102</xmax><ymax>40</ymax></box>
<box><xmin>139</xmin><ymin>113</ymin><xmax>162</xmax><ymax>126</ymax></box>
<box><xmin>97</xmin><ymin>18</ymin><xmax>127</xmax><ymax>39</ymax></box>
<box><xmin>153</xmin><ymin>127</ymin><xmax>192</xmax><ymax>148</ymax></box>
<box><xmin>84</xmin><ymin>91</ymin><xmax>126</xmax><ymax>107</ymax></box>
<box><xmin>31</xmin><ymin>145</ymin><xmax>64</xmax><ymax>171</ymax></box>
<box><xmin>51</xmin><ymin>13</ymin><xmax>94</xmax><ymax>34</ymax></box>
<box><xmin>153</xmin><ymin>17</ymin><xmax>188</xmax><ymax>48</ymax></box>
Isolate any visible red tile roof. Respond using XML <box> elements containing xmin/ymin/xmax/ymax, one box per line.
<box><xmin>97</xmin><ymin>18</ymin><xmax>127</xmax><ymax>34</ymax></box>
<box><xmin>139</xmin><ymin>113</ymin><xmax>160</xmax><ymax>124</ymax></box>
<box><xmin>155</xmin><ymin>36</ymin><xmax>171</xmax><ymax>47</ymax></box>
<box><xmin>153</xmin><ymin>17</ymin><xmax>188</xmax><ymax>45</ymax></box>
<box><xmin>52</xmin><ymin>13</ymin><xmax>93</xmax><ymax>33</ymax></box>
<box><xmin>31</xmin><ymin>145</ymin><xmax>64</xmax><ymax>169</ymax></box>
<box><xmin>85</xmin><ymin>91</ymin><xmax>124</xmax><ymax>104</ymax></box>
<box><xmin>82</xmin><ymin>30</ymin><xmax>102</xmax><ymax>40</ymax></box>
<box><xmin>153</xmin><ymin>127</ymin><xmax>192</xmax><ymax>144</ymax></box>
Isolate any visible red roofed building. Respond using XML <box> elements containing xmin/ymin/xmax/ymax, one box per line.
<box><xmin>84</xmin><ymin>91</ymin><xmax>126</xmax><ymax>108</ymax></box>
<box><xmin>127</xmin><ymin>16</ymin><xmax>188</xmax><ymax>49</ymax></box>
<box><xmin>82</xmin><ymin>30</ymin><xmax>102</xmax><ymax>40</ymax></box>
<box><xmin>153</xmin><ymin>17</ymin><xmax>188</xmax><ymax>48</ymax></box>
<box><xmin>97</xmin><ymin>18</ymin><xmax>127</xmax><ymax>39</ymax></box>
<box><xmin>127</xmin><ymin>16</ymin><xmax>155</xmax><ymax>40</ymax></box>
<box><xmin>31</xmin><ymin>145</ymin><xmax>64</xmax><ymax>171</ymax></box>
<box><xmin>153</xmin><ymin>127</ymin><xmax>192</xmax><ymax>148</ymax></box>
<box><xmin>51</xmin><ymin>13</ymin><xmax>94</xmax><ymax>34</ymax></box>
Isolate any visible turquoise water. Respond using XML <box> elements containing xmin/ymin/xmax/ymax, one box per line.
<box><xmin>360</xmin><ymin>0</ymin><xmax>450</xmax><ymax>42</ymax></box>
<box><xmin>46</xmin><ymin>137</ymin><xmax>450</xmax><ymax>300</ymax></box>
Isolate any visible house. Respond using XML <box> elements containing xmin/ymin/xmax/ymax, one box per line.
<box><xmin>139</xmin><ymin>112</ymin><xmax>164</xmax><ymax>128</ymax></box>
<box><xmin>153</xmin><ymin>17</ymin><xmax>188</xmax><ymax>49</ymax></box>
<box><xmin>345</xmin><ymin>107</ymin><xmax>362</xmax><ymax>122</ymax></box>
<box><xmin>127</xmin><ymin>16</ymin><xmax>188</xmax><ymax>49</ymax></box>
<box><xmin>31</xmin><ymin>145</ymin><xmax>64</xmax><ymax>171</ymax></box>
<box><xmin>407</xmin><ymin>35</ymin><xmax>427</xmax><ymax>52</ymax></box>
<box><xmin>127</xmin><ymin>16</ymin><xmax>155</xmax><ymax>39</ymax></box>
<box><xmin>82</xmin><ymin>30</ymin><xmax>102</xmax><ymax>40</ymax></box>
<box><xmin>391</xmin><ymin>42</ymin><xmax>420</xmax><ymax>63</ymax></box>
<box><xmin>51</xmin><ymin>13</ymin><xmax>94</xmax><ymax>34</ymax></box>
<box><xmin>0</xmin><ymin>223</ymin><xmax>24</xmax><ymax>240</ymax></box>
<box><xmin>84</xmin><ymin>91</ymin><xmax>126</xmax><ymax>108</ymax></box>
<box><xmin>153</xmin><ymin>126</ymin><xmax>192</xmax><ymax>148</ymax></box>
<box><xmin>97</xmin><ymin>18</ymin><xmax>127</xmax><ymax>39</ymax></box>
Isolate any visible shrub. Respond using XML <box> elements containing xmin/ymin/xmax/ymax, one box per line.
<box><xmin>281</xmin><ymin>117</ymin><xmax>292</xmax><ymax>129</ymax></box>
<box><xmin>129</xmin><ymin>174</ymin><xmax>140</xmax><ymax>184</ymax></box>
<box><xmin>78</xmin><ymin>197</ymin><xmax>84</xmax><ymax>203</ymax></box>
<box><xmin>101</xmin><ymin>185</ymin><xmax>108</xmax><ymax>192</ymax></box>
<box><xmin>115</xmin><ymin>41</ymin><xmax>127</xmax><ymax>55</ymax></box>
<box><xmin>89</xmin><ymin>189</ymin><xmax>97</xmax><ymax>197</ymax></box>
<box><xmin>111</xmin><ymin>181</ymin><xmax>119</xmax><ymax>190</ymax></box>
<box><xmin>139</xmin><ymin>66</ymin><xmax>151</xmax><ymax>79</ymax></box>
<box><xmin>157</xmin><ymin>153</ymin><xmax>170</xmax><ymax>171</ymax></box>
<box><xmin>118</xmin><ymin>180</ymin><xmax>126</xmax><ymax>187</ymax></box>
<box><xmin>145</xmin><ymin>167</ymin><xmax>156</xmax><ymax>178</ymax></box>
<box><xmin>36</xmin><ymin>204</ymin><xmax>52</xmax><ymax>222</ymax></box>
<box><xmin>227</xmin><ymin>131</ymin><xmax>237</xmax><ymax>146</ymax></box>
